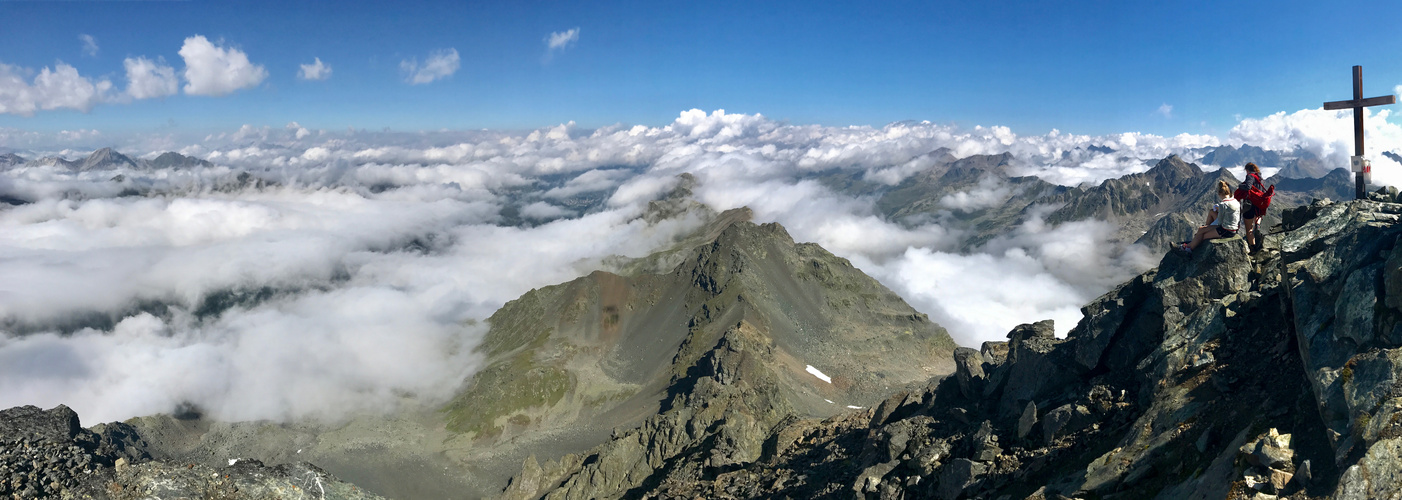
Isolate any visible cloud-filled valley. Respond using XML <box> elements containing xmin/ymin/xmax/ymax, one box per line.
<box><xmin>3</xmin><ymin>107</ymin><xmax>1402</xmax><ymax>424</ymax></box>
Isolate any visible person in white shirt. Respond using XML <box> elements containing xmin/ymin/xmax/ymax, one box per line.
<box><xmin>1179</xmin><ymin>180</ymin><xmax>1240</xmax><ymax>254</ymax></box>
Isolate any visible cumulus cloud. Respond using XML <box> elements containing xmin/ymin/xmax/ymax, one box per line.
<box><xmin>1228</xmin><ymin>107</ymin><xmax>1402</xmax><ymax>185</ymax></box>
<box><xmin>298</xmin><ymin>57</ymin><xmax>331</xmax><ymax>81</ymax></box>
<box><xmin>545</xmin><ymin>27</ymin><xmax>580</xmax><ymax>55</ymax></box>
<box><xmin>0</xmin><ymin>62</ymin><xmax>113</xmax><ymax>116</ymax></box>
<box><xmin>401</xmin><ymin>48</ymin><xmax>459</xmax><ymax>85</ymax></box>
<box><xmin>1156</xmin><ymin>103</ymin><xmax>1173</xmax><ymax>119</ymax></box>
<box><xmin>123</xmin><ymin>57</ymin><xmax>178</xmax><ymax>100</ymax></box>
<box><xmin>79</xmin><ymin>34</ymin><xmax>99</xmax><ymax>57</ymax></box>
<box><xmin>178</xmin><ymin>35</ymin><xmax>268</xmax><ymax>96</ymax></box>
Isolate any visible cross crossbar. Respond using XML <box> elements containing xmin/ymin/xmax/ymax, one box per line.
<box><xmin>1324</xmin><ymin>95</ymin><xmax>1397</xmax><ymax>110</ymax></box>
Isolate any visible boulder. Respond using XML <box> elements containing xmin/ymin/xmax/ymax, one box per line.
<box><xmin>936</xmin><ymin>458</ymin><xmax>987</xmax><ymax>500</ymax></box>
<box><xmin>1067</xmin><ymin>273</ymin><xmax>1153</xmax><ymax>371</ymax></box>
<box><xmin>995</xmin><ymin>320</ymin><xmax>1081</xmax><ymax>417</ymax></box>
<box><xmin>1240</xmin><ymin>428</ymin><xmax>1293</xmax><ymax>470</ymax></box>
<box><xmin>953</xmin><ymin>347</ymin><xmax>986</xmax><ymax>399</ymax></box>
<box><xmin>1043</xmin><ymin>404</ymin><xmax>1075</xmax><ymax>445</ymax></box>
<box><xmin>0</xmin><ymin>405</ymin><xmax>83</xmax><ymax>444</ymax></box>
<box><xmin>1333</xmin><ymin>437</ymin><xmax>1402</xmax><ymax>500</ymax></box>
<box><xmin>1016</xmin><ymin>402</ymin><xmax>1038</xmax><ymax>440</ymax></box>
<box><xmin>969</xmin><ymin>421</ymin><xmax>1001</xmax><ymax>463</ymax></box>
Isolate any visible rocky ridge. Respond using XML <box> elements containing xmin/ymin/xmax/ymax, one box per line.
<box><xmin>501</xmin><ymin>196</ymin><xmax>1402</xmax><ymax>499</ymax></box>
<box><xmin>0</xmin><ymin>404</ymin><xmax>381</xmax><ymax>500</ymax></box>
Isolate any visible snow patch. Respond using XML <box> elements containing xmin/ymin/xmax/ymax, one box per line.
<box><xmin>806</xmin><ymin>365</ymin><xmax>832</xmax><ymax>383</ymax></box>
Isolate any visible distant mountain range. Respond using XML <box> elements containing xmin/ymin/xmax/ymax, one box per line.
<box><xmin>1</xmin><ymin>148</ymin><xmax>213</xmax><ymax>172</ymax></box>
<box><xmin>835</xmin><ymin>152</ymin><xmax>1356</xmax><ymax>254</ymax></box>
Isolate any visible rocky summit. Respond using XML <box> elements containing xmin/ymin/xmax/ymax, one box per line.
<box><xmin>497</xmin><ymin>197</ymin><xmax>1402</xmax><ymax>499</ymax></box>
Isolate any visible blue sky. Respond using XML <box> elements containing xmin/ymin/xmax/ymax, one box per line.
<box><xmin>1</xmin><ymin>0</ymin><xmax>1400</xmax><ymax>137</ymax></box>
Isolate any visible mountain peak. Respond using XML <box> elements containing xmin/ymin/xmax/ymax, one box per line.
<box><xmin>1145</xmin><ymin>154</ymin><xmax>1202</xmax><ymax>181</ymax></box>
<box><xmin>0</xmin><ymin>152</ymin><xmax>24</xmax><ymax>168</ymax></box>
<box><xmin>148</xmin><ymin>151</ymin><xmax>215</xmax><ymax>170</ymax></box>
<box><xmin>78</xmin><ymin>147</ymin><xmax>138</xmax><ymax>171</ymax></box>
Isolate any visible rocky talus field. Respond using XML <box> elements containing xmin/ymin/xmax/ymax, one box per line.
<box><xmin>11</xmin><ymin>193</ymin><xmax>1402</xmax><ymax>499</ymax></box>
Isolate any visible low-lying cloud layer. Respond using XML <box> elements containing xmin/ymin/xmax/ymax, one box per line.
<box><xmin>2</xmin><ymin>107</ymin><xmax>1400</xmax><ymax>424</ymax></box>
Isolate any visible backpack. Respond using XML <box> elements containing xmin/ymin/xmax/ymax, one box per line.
<box><xmin>1233</xmin><ymin>174</ymin><xmax>1274</xmax><ymax>212</ymax></box>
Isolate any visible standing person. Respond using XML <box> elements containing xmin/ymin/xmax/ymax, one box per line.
<box><xmin>1237</xmin><ymin>162</ymin><xmax>1267</xmax><ymax>251</ymax></box>
<box><xmin>1178</xmin><ymin>180</ymin><xmax>1241</xmax><ymax>254</ymax></box>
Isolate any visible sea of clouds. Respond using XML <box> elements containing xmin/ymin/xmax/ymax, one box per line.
<box><xmin>3</xmin><ymin>107</ymin><xmax>1401</xmax><ymax>424</ymax></box>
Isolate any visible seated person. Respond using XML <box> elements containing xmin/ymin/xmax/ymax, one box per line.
<box><xmin>1179</xmin><ymin>180</ymin><xmax>1240</xmax><ymax>254</ymax></box>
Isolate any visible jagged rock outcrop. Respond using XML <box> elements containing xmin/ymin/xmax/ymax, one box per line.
<box><xmin>503</xmin><ymin>198</ymin><xmax>1402</xmax><ymax>499</ymax></box>
<box><xmin>0</xmin><ymin>405</ymin><xmax>380</xmax><ymax>499</ymax></box>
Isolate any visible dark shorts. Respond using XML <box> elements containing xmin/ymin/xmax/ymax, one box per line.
<box><xmin>1216</xmin><ymin>226</ymin><xmax>1237</xmax><ymax>238</ymax></box>
<box><xmin>1243</xmin><ymin>204</ymin><xmax>1261</xmax><ymax>219</ymax></box>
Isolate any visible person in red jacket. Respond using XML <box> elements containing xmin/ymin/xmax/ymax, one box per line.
<box><xmin>1238</xmin><ymin>162</ymin><xmax>1266</xmax><ymax>250</ymax></box>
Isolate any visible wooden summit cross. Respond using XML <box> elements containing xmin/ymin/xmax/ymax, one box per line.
<box><xmin>1323</xmin><ymin>65</ymin><xmax>1396</xmax><ymax>200</ymax></box>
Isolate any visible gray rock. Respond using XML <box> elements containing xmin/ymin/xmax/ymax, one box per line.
<box><xmin>936</xmin><ymin>458</ymin><xmax>987</xmax><ymax>500</ymax></box>
<box><xmin>0</xmin><ymin>406</ymin><xmax>82</xmax><ymax>444</ymax></box>
<box><xmin>1067</xmin><ymin>273</ymin><xmax>1152</xmax><ymax>371</ymax></box>
<box><xmin>1332</xmin><ymin>438</ymin><xmax>1402</xmax><ymax>500</ymax></box>
<box><xmin>1017</xmin><ymin>402</ymin><xmax>1038</xmax><ymax>440</ymax></box>
<box><xmin>1043</xmin><ymin>404</ymin><xmax>1074</xmax><ymax>445</ymax></box>
<box><xmin>1384</xmin><ymin>240</ymin><xmax>1402</xmax><ymax>311</ymax></box>
<box><xmin>953</xmin><ymin>348</ymin><xmax>986</xmax><ymax>399</ymax></box>
<box><xmin>909</xmin><ymin>439</ymin><xmax>951</xmax><ymax>476</ymax></box>
<box><xmin>981</xmin><ymin>341</ymin><xmax>1008</xmax><ymax>366</ymax></box>
<box><xmin>1240</xmin><ymin>429</ymin><xmax>1293</xmax><ymax>470</ymax></box>
<box><xmin>995</xmin><ymin>323</ymin><xmax>1079</xmax><ymax>417</ymax></box>
<box><xmin>854</xmin><ymin>460</ymin><xmax>898</xmax><ymax>494</ymax></box>
<box><xmin>1010</xmin><ymin>319</ymin><xmax>1055</xmax><ymax>341</ymax></box>
<box><xmin>871</xmin><ymin>390</ymin><xmax>911</xmax><ymax>428</ymax></box>
<box><xmin>970</xmin><ymin>421</ymin><xmax>1001</xmax><ymax>463</ymax></box>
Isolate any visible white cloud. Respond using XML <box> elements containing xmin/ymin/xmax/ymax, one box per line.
<box><xmin>401</xmin><ymin>48</ymin><xmax>459</xmax><ymax>85</ymax></box>
<box><xmin>1156</xmin><ymin>103</ymin><xmax>1173</xmax><ymax>119</ymax></box>
<box><xmin>79</xmin><ymin>34</ymin><xmax>99</xmax><ymax>57</ymax></box>
<box><xmin>519</xmin><ymin>201</ymin><xmax>573</xmax><ymax>220</ymax></box>
<box><xmin>546</xmin><ymin>28</ymin><xmax>580</xmax><ymax>51</ymax></box>
<box><xmin>286</xmin><ymin>121</ymin><xmax>311</xmax><ymax>139</ymax></box>
<box><xmin>1227</xmin><ymin>107</ymin><xmax>1402</xmax><ymax>185</ymax></box>
<box><xmin>298</xmin><ymin>57</ymin><xmax>331</xmax><ymax>81</ymax></box>
<box><xmin>0</xmin><ymin>62</ymin><xmax>113</xmax><ymax>116</ymax></box>
<box><xmin>12</xmin><ymin>107</ymin><xmax>1398</xmax><ymax>423</ymax></box>
<box><xmin>123</xmin><ymin>57</ymin><xmax>178</xmax><ymax>100</ymax></box>
<box><xmin>178</xmin><ymin>35</ymin><xmax>268</xmax><ymax>96</ymax></box>
<box><xmin>938</xmin><ymin>176</ymin><xmax>1013</xmax><ymax>211</ymax></box>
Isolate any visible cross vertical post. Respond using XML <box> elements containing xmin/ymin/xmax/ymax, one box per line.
<box><xmin>1323</xmin><ymin>65</ymin><xmax>1396</xmax><ymax>200</ymax></box>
